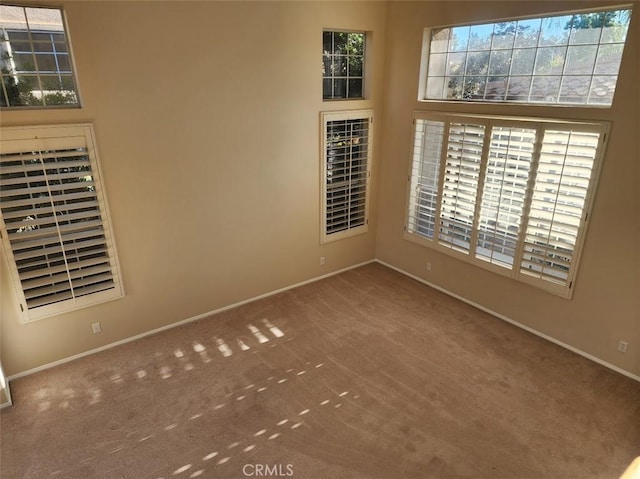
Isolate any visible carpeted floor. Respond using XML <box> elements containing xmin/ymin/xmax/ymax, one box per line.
<box><xmin>1</xmin><ymin>263</ymin><xmax>639</xmax><ymax>478</ymax></box>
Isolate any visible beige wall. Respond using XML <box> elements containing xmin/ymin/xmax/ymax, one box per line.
<box><xmin>0</xmin><ymin>1</ymin><xmax>387</xmax><ymax>375</ymax></box>
<box><xmin>377</xmin><ymin>1</ymin><xmax>639</xmax><ymax>376</ymax></box>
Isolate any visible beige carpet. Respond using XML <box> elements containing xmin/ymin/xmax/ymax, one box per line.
<box><xmin>1</xmin><ymin>263</ymin><xmax>638</xmax><ymax>478</ymax></box>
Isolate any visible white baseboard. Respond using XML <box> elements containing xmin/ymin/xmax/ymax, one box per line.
<box><xmin>9</xmin><ymin>258</ymin><xmax>638</xmax><ymax>384</ymax></box>
<box><xmin>376</xmin><ymin>259</ymin><xmax>640</xmax><ymax>383</ymax></box>
<box><xmin>8</xmin><ymin>260</ymin><xmax>376</xmax><ymax>381</ymax></box>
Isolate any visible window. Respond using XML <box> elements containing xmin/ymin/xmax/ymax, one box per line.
<box><xmin>321</xmin><ymin>110</ymin><xmax>373</xmax><ymax>243</ymax></box>
<box><xmin>0</xmin><ymin>4</ymin><xmax>79</xmax><ymax>108</ymax></box>
<box><xmin>0</xmin><ymin>124</ymin><xmax>123</xmax><ymax>322</ymax></box>
<box><xmin>421</xmin><ymin>6</ymin><xmax>632</xmax><ymax>106</ymax></box>
<box><xmin>406</xmin><ymin>112</ymin><xmax>608</xmax><ymax>298</ymax></box>
<box><xmin>323</xmin><ymin>31</ymin><xmax>365</xmax><ymax>100</ymax></box>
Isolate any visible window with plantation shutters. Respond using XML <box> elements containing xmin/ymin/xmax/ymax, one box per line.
<box><xmin>0</xmin><ymin>124</ymin><xmax>123</xmax><ymax>322</ymax></box>
<box><xmin>321</xmin><ymin>110</ymin><xmax>373</xmax><ymax>243</ymax></box>
<box><xmin>405</xmin><ymin>112</ymin><xmax>607</xmax><ymax>298</ymax></box>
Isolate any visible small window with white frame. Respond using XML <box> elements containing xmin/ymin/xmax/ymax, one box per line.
<box><xmin>420</xmin><ymin>6</ymin><xmax>632</xmax><ymax>106</ymax></box>
<box><xmin>0</xmin><ymin>124</ymin><xmax>123</xmax><ymax>322</ymax></box>
<box><xmin>405</xmin><ymin>111</ymin><xmax>608</xmax><ymax>298</ymax></box>
<box><xmin>321</xmin><ymin>110</ymin><xmax>373</xmax><ymax>243</ymax></box>
<box><xmin>323</xmin><ymin>30</ymin><xmax>365</xmax><ymax>100</ymax></box>
<box><xmin>0</xmin><ymin>4</ymin><xmax>80</xmax><ymax>108</ymax></box>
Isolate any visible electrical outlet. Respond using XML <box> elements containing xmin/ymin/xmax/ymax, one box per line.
<box><xmin>618</xmin><ymin>340</ymin><xmax>628</xmax><ymax>353</ymax></box>
<box><xmin>426</xmin><ymin>261</ymin><xmax>432</xmax><ymax>271</ymax></box>
<box><xmin>320</xmin><ymin>256</ymin><xmax>325</xmax><ymax>265</ymax></box>
<box><xmin>92</xmin><ymin>322</ymin><xmax>102</xmax><ymax>334</ymax></box>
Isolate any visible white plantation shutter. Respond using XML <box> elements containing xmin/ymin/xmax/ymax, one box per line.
<box><xmin>407</xmin><ymin>118</ymin><xmax>445</xmax><ymax>239</ymax></box>
<box><xmin>520</xmin><ymin>128</ymin><xmax>601</xmax><ymax>292</ymax></box>
<box><xmin>405</xmin><ymin>112</ymin><xmax>607</xmax><ymax>298</ymax></box>
<box><xmin>476</xmin><ymin>126</ymin><xmax>536</xmax><ymax>268</ymax></box>
<box><xmin>0</xmin><ymin>124</ymin><xmax>123</xmax><ymax>322</ymax></box>
<box><xmin>438</xmin><ymin>122</ymin><xmax>485</xmax><ymax>254</ymax></box>
<box><xmin>321</xmin><ymin>110</ymin><xmax>372</xmax><ymax>243</ymax></box>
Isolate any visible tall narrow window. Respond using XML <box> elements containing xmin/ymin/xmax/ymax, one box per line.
<box><xmin>0</xmin><ymin>4</ymin><xmax>80</xmax><ymax>108</ymax></box>
<box><xmin>405</xmin><ymin>112</ymin><xmax>607</xmax><ymax>298</ymax></box>
<box><xmin>321</xmin><ymin>110</ymin><xmax>373</xmax><ymax>243</ymax></box>
<box><xmin>0</xmin><ymin>124</ymin><xmax>123</xmax><ymax>322</ymax></box>
<box><xmin>323</xmin><ymin>31</ymin><xmax>365</xmax><ymax>100</ymax></box>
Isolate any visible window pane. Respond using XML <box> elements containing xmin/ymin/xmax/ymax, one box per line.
<box><xmin>468</xmin><ymin>24</ymin><xmax>493</xmax><ymax>50</ymax></box>
<box><xmin>348</xmin><ymin>56</ymin><xmax>363</xmax><ymax>76</ymax></box>
<box><xmin>447</xmin><ymin>52</ymin><xmax>467</xmax><ymax>76</ymax></box>
<box><xmin>564</xmin><ymin>45</ymin><xmax>597</xmax><ymax>74</ymax></box>
<box><xmin>484</xmin><ymin>77</ymin><xmax>507</xmax><ymax>100</ymax></box>
<box><xmin>511</xmin><ymin>48</ymin><xmax>536</xmax><ymax>75</ymax></box>
<box><xmin>588</xmin><ymin>76</ymin><xmax>616</xmax><ymax>104</ymax></box>
<box><xmin>506</xmin><ymin>76</ymin><xmax>532</xmax><ymax>101</ymax></box>
<box><xmin>569</xmin><ymin>23</ymin><xmax>602</xmax><ymax>45</ymax></box>
<box><xmin>465</xmin><ymin>51</ymin><xmax>489</xmax><ymax>76</ymax></box>
<box><xmin>594</xmin><ymin>43</ymin><xmax>624</xmax><ymax>74</ymax></box>
<box><xmin>322</xmin><ymin>78</ymin><xmax>332</xmax><ymax>99</ymax></box>
<box><xmin>534</xmin><ymin>46</ymin><xmax>567</xmax><ymax>75</ymax></box>
<box><xmin>1</xmin><ymin>5</ymin><xmax>79</xmax><ymax>109</ymax></box>
<box><xmin>530</xmin><ymin>76</ymin><xmax>561</xmax><ymax>102</ymax></box>
<box><xmin>322</xmin><ymin>31</ymin><xmax>332</xmax><ymax>53</ymax></box>
<box><xmin>333</xmin><ymin>55</ymin><xmax>347</xmax><ymax>76</ymax></box>
<box><xmin>333</xmin><ymin>32</ymin><xmax>348</xmax><ymax>54</ymax></box>
<box><xmin>514</xmin><ymin>19</ymin><xmax>541</xmax><ymax>47</ymax></box>
<box><xmin>451</xmin><ymin>26</ymin><xmax>470</xmax><ymax>51</ymax></box>
<box><xmin>431</xmin><ymin>28</ymin><xmax>450</xmax><ymax>53</ymax></box>
<box><xmin>488</xmin><ymin>50</ymin><xmax>511</xmax><ymax>76</ymax></box>
<box><xmin>491</xmin><ymin>22</ymin><xmax>516</xmax><ymax>49</ymax></box>
<box><xmin>428</xmin><ymin>53</ymin><xmax>447</xmax><ymax>77</ymax></box>
<box><xmin>539</xmin><ymin>15</ymin><xmax>571</xmax><ymax>46</ymax></box>
<box><xmin>559</xmin><ymin>76</ymin><xmax>591</xmax><ymax>104</ymax></box>
<box><xmin>333</xmin><ymin>78</ymin><xmax>346</xmax><ymax>98</ymax></box>
<box><xmin>426</xmin><ymin>76</ymin><xmax>445</xmax><ymax>98</ymax></box>
<box><xmin>347</xmin><ymin>79</ymin><xmax>363</xmax><ymax>98</ymax></box>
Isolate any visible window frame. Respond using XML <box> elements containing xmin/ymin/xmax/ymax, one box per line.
<box><xmin>0</xmin><ymin>4</ymin><xmax>81</xmax><ymax>109</ymax></box>
<box><xmin>404</xmin><ymin>111</ymin><xmax>609</xmax><ymax>298</ymax></box>
<box><xmin>320</xmin><ymin>109</ymin><xmax>373</xmax><ymax>244</ymax></box>
<box><xmin>0</xmin><ymin>123</ymin><xmax>123</xmax><ymax>322</ymax></box>
<box><xmin>322</xmin><ymin>29</ymin><xmax>367</xmax><ymax>101</ymax></box>
<box><xmin>417</xmin><ymin>4</ymin><xmax>633</xmax><ymax>107</ymax></box>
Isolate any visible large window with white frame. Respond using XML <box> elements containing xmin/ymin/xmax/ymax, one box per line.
<box><xmin>420</xmin><ymin>6</ymin><xmax>632</xmax><ymax>106</ymax></box>
<box><xmin>321</xmin><ymin>110</ymin><xmax>373</xmax><ymax>243</ymax></box>
<box><xmin>405</xmin><ymin>111</ymin><xmax>608</xmax><ymax>298</ymax></box>
<box><xmin>0</xmin><ymin>124</ymin><xmax>123</xmax><ymax>322</ymax></box>
<box><xmin>0</xmin><ymin>4</ymin><xmax>80</xmax><ymax>108</ymax></box>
